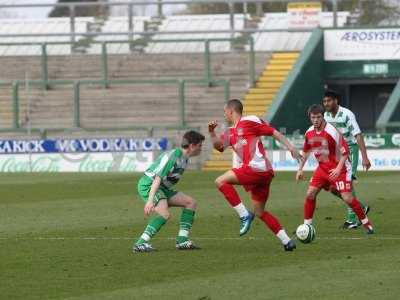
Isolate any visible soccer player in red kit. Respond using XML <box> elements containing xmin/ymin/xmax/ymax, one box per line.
<box><xmin>296</xmin><ymin>104</ymin><xmax>374</xmax><ymax>234</ymax></box>
<box><xmin>208</xmin><ymin>99</ymin><xmax>303</xmax><ymax>251</ymax></box>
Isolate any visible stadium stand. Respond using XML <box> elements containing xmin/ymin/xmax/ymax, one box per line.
<box><xmin>2</xmin><ymin>12</ymin><xmax>342</xmax><ymax>168</ymax></box>
<box><xmin>146</xmin><ymin>14</ymin><xmax>247</xmax><ymax>53</ymax></box>
<box><xmin>0</xmin><ymin>50</ymin><xmax>269</xmax><ymax>168</ymax></box>
<box><xmin>0</xmin><ymin>85</ymin><xmax>13</xmax><ymax>128</ymax></box>
<box><xmin>0</xmin><ymin>13</ymin><xmax>349</xmax><ymax>56</ymax></box>
<box><xmin>0</xmin><ymin>52</ymin><xmax>265</xmax><ymax>82</ymax></box>
<box><xmin>87</xmin><ymin>16</ymin><xmax>151</xmax><ymax>54</ymax></box>
<box><xmin>7</xmin><ymin>85</ymin><xmax>188</xmax><ymax>129</ymax></box>
<box><xmin>0</xmin><ymin>52</ymin><xmax>269</xmax><ymax>128</ymax></box>
<box><xmin>0</xmin><ymin>56</ymin><xmax>42</xmax><ymax>80</ymax></box>
<box><xmin>0</xmin><ymin>18</ymin><xmax>94</xmax><ymax>56</ymax></box>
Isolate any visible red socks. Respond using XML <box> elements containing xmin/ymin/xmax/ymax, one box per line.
<box><xmin>304</xmin><ymin>196</ymin><xmax>316</xmax><ymax>220</ymax></box>
<box><xmin>260</xmin><ymin>211</ymin><xmax>282</xmax><ymax>234</ymax></box>
<box><xmin>348</xmin><ymin>198</ymin><xmax>366</xmax><ymax>220</ymax></box>
<box><xmin>348</xmin><ymin>198</ymin><xmax>373</xmax><ymax>230</ymax></box>
<box><xmin>218</xmin><ymin>183</ymin><xmax>241</xmax><ymax>207</ymax></box>
<box><xmin>349</xmin><ymin>197</ymin><xmax>371</xmax><ymax>224</ymax></box>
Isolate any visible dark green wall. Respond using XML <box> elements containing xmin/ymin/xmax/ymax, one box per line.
<box><xmin>266</xmin><ymin>29</ymin><xmax>325</xmax><ymax>133</ymax></box>
<box><xmin>266</xmin><ymin>28</ymin><xmax>400</xmax><ymax>134</ymax></box>
<box><xmin>390</xmin><ymin>105</ymin><xmax>400</xmax><ymax>124</ymax></box>
<box><xmin>325</xmin><ymin>60</ymin><xmax>400</xmax><ymax>80</ymax></box>
<box><xmin>326</xmin><ymin>61</ymin><xmax>400</xmax><ymax>132</ymax></box>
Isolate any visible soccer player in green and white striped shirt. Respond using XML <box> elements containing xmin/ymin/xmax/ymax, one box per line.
<box><xmin>323</xmin><ymin>90</ymin><xmax>371</xmax><ymax>229</ymax></box>
<box><xmin>133</xmin><ymin>130</ymin><xmax>205</xmax><ymax>252</ymax></box>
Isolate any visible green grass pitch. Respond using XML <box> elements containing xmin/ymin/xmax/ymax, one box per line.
<box><xmin>1</xmin><ymin>171</ymin><xmax>400</xmax><ymax>300</ymax></box>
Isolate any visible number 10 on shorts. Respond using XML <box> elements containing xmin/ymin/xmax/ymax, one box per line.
<box><xmin>335</xmin><ymin>181</ymin><xmax>345</xmax><ymax>191</ymax></box>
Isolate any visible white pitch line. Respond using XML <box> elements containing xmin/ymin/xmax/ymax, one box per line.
<box><xmin>0</xmin><ymin>236</ymin><xmax>400</xmax><ymax>241</ymax></box>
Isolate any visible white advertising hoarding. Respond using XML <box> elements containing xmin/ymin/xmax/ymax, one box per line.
<box><xmin>324</xmin><ymin>29</ymin><xmax>400</xmax><ymax>61</ymax></box>
<box><xmin>0</xmin><ymin>137</ymin><xmax>167</xmax><ymax>172</ymax></box>
<box><xmin>0</xmin><ymin>152</ymin><xmax>153</xmax><ymax>172</ymax></box>
<box><xmin>287</xmin><ymin>2</ymin><xmax>322</xmax><ymax>29</ymax></box>
<box><xmin>264</xmin><ymin>149</ymin><xmax>400</xmax><ymax>171</ymax></box>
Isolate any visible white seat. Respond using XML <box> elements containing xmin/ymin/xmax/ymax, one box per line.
<box><xmin>146</xmin><ymin>14</ymin><xmax>247</xmax><ymax>53</ymax></box>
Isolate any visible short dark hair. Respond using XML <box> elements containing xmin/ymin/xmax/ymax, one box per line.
<box><xmin>324</xmin><ymin>89</ymin><xmax>340</xmax><ymax>102</ymax></box>
<box><xmin>226</xmin><ymin>99</ymin><xmax>243</xmax><ymax>114</ymax></box>
<box><xmin>181</xmin><ymin>130</ymin><xmax>205</xmax><ymax>149</ymax></box>
<box><xmin>307</xmin><ymin>104</ymin><xmax>325</xmax><ymax>116</ymax></box>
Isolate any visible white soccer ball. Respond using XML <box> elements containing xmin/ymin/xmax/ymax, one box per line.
<box><xmin>296</xmin><ymin>224</ymin><xmax>316</xmax><ymax>244</ymax></box>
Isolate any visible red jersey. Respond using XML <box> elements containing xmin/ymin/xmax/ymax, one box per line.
<box><xmin>220</xmin><ymin>115</ymin><xmax>275</xmax><ymax>172</ymax></box>
<box><xmin>303</xmin><ymin>122</ymin><xmax>351</xmax><ymax>174</ymax></box>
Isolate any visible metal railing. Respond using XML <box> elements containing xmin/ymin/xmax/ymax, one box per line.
<box><xmin>0</xmin><ymin>78</ymin><xmax>230</xmax><ymax>135</ymax></box>
<box><xmin>0</xmin><ymin>0</ymin><xmax>342</xmax><ymax>31</ymax></box>
<box><xmin>0</xmin><ymin>37</ymin><xmax>256</xmax><ymax>88</ymax></box>
<box><xmin>0</xmin><ymin>28</ymin><xmax>314</xmax><ymax>39</ymax></box>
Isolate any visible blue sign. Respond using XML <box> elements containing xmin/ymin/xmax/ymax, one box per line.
<box><xmin>0</xmin><ymin>138</ymin><xmax>169</xmax><ymax>154</ymax></box>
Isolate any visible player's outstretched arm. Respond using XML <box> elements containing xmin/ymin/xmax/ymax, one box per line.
<box><xmin>208</xmin><ymin>120</ymin><xmax>224</xmax><ymax>152</ymax></box>
<box><xmin>355</xmin><ymin>133</ymin><xmax>371</xmax><ymax>171</ymax></box>
<box><xmin>272</xmin><ymin>129</ymin><xmax>303</xmax><ymax>162</ymax></box>
<box><xmin>145</xmin><ymin>176</ymin><xmax>162</xmax><ymax>215</ymax></box>
<box><xmin>296</xmin><ymin>151</ymin><xmax>310</xmax><ymax>181</ymax></box>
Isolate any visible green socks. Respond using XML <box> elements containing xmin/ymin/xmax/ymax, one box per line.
<box><xmin>136</xmin><ymin>209</ymin><xmax>196</xmax><ymax>245</ymax></box>
<box><xmin>136</xmin><ymin>215</ymin><xmax>167</xmax><ymax>245</ymax></box>
<box><xmin>176</xmin><ymin>208</ymin><xmax>195</xmax><ymax>244</ymax></box>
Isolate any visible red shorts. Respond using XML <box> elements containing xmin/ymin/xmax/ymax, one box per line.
<box><xmin>310</xmin><ymin>166</ymin><xmax>352</xmax><ymax>193</ymax></box>
<box><xmin>232</xmin><ymin>167</ymin><xmax>274</xmax><ymax>203</ymax></box>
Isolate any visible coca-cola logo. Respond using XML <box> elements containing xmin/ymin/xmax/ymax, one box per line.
<box><xmin>0</xmin><ymin>153</ymin><xmax>152</xmax><ymax>173</ymax></box>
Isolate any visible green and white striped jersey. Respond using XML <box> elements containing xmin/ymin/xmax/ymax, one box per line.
<box><xmin>144</xmin><ymin>148</ymin><xmax>188</xmax><ymax>188</ymax></box>
<box><xmin>324</xmin><ymin>106</ymin><xmax>361</xmax><ymax>145</ymax></box>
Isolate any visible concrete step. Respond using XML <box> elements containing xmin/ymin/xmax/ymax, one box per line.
<box><xmin>0</xmin><ymin>53</ymin><xmax>268</xmax><ymax>83</ymax></box>
<box><xmin>269</xmin><ymin>59</ymin><xmax>297</xmax><ymax>65</ymax></box>
<box><xmin>265</xmin><ymin>64</ymin><xmax>293</xmax><ymax>71</ymax></box>
<box><xmin>241</xmin><ymin>113</ymin><xmax>264</xmax><ymax>118</ymax></box>
<box><xmin>261</xmin><ymin>70</ymin><xmax>290</xmax><ymax>77</ymax></box>
<box><xmin>244</xmin><ymin>94</ymin><xmax>274</xmax><ymax>101</ymax></box>
<box><xmin>244</xmin><ymin>101</ymin><xmax>273</xmax><ymax>107</ymax></box>
<box><xmin>257</xmin><ymin>76</ymin><xmax>286</xmax><ymax>82</ymax></box>
<box><xmin>243</xmin><ymin>109</ymin><xmax>268</xmax><ymax>115</ymax></box>
<box><xmin>255</xmin><ymin>82</ymin><xmax>282</xmax><ymax>88</ymax></box>
<box><xmin>272</xmin><ymin>52</ymin><xmax>300</xmax><ymax>59</ymax></box>
<box><xmin>248</xmin><ymin>88</ymin><xmax>276</xmax><ymax>94</ymax></box>
<box><xmin>242</xmin><ymin>108</ymin><xmax>270</xmax><ymax>115</ymax></box>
